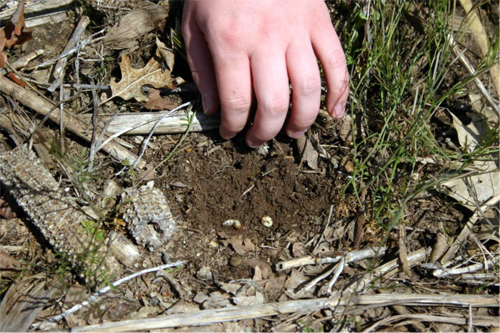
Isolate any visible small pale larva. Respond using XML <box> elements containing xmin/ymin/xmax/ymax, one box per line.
<box><xmin>223</xmin><ymin>219</ymin><xmax>242</xmax><ymax>230</ymax></box>
<box><xmin>261</xmin><ymin>216</ymin><xmax>273</xmax><ymax>228</ymax></box>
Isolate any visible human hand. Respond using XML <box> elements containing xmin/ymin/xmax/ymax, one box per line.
<box><xmin>182</xmin><ymin>0</ymin><xmax>349</xmax><ymax>147</ymax></box>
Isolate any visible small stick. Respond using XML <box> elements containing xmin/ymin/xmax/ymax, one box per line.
<box><xmin>448</xmin><ymin>34</ymin><xmax>499</xmax><ymax>117</ymax></box>
<box><xmin>131</xmin><ymin>102</ymin><xmax>192</xmax><ymax>169</ymax></box>
<box><xmin>433</xmin><ymin>256</ymin><xmax>499</xmax><ymax>277</ymax></box>
<box><xmin>459</xmin><ymin>0</ymin><xmax>500</xmax><ymax>96</ymax></box>
<box><xmin>69</xmin><ymin>294</ymin><xmax>498</xmax><ymax>332</ymax></box>
<box><xmin>440</xmin><ymin>194</ymin><xmax>500</xmax><ymax>264</ymax></box>
<box><xmin>276</xmin><ymin>247</ymin><xmax>387</xmax><ymax>271</ymax></box>
<box><xmin>0</xmin><ymin>75</ymin><xmax>145</xmax><ymax>168</ymax></box>
<box><xmin>0</xmin><ymin>49</ymin><xmax>44</xmax><ymax>76</ymax></box>
<box><xmin>48</xmin><ymin>15</ymin><xmax>90</xmax><ymax>92</ymax></box>
<box><xmin>326</xmin><ymin>256</ymin><xmax>346</xmax><ymax>294</ymax></box>
<box><xmin>240</xmin><ymin>184</ymin><xmax>255</xmax><ymax>197</ymax></box>
<box><xmin>364</xmin><ymin>313</ymin><xmax>499</xmax><ymax>333</ymax></box>
<box><xmin>48</xmin><ymin>260</ymin><xmax>186</xmax><ymax>323</ymax></box>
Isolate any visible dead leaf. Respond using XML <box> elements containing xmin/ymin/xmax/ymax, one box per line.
<box><xmin>0</xmin><ymin>248</ymin><xmax>21</xmax><ymax>270</ymax></box>
<box><xmin>470</xmin><ymin>93</ymin><xmax>498</xmax><ymax>124</ymax></box>
<box><xmin>245</xmin><ymin>259</ymin><xmax>272</xmax><ymax>279</ymax></box>
<box><xmin>156</xmin><ymin>37</ymin><xmax>175</xmax><ymax>71</ymax></box>
<box><xmin>440</xmin><ymin>171</ymin><xmax>500</xmax><ymax>211</ymax></box>
<box><xmin>104</xmin><ymin>2</ymin><xmax>169</xmax><ymax>50</ymax></box>
<box><xmin>0</xmin><ymin>198</ymin><xmax>16</xmax><ymax>218</ymax></box>
<box><xmin>449</xmin><ymin>111</ymin><xmax>486</xmax><ymax>153</ymax></box>
<box><xmin>224</xmin><ymin>236</ymin><xmax>256</xmax><ymax>255</ymax></box>
<box><xmin>144</xmin><ymin>88</ymin><xmax>177</xmax><ymax>110</ymax></box>
<box><xmin>110</xmin><ymin>54</ymin><xmax>185</xmax><ymax>103</ymax></box>
<box><xmin>339</xmin><ymin>114</ymin><xmax>352</xmax><ymax>141</ymax></box>
<box><xmin>137</xmin><ymin>162</ymin><xmax>156</xmax><ymax>181</ymax></box>
<box><xmin>297</xmin><ymin>134</ymin><xmax>319</xmax><ymax>170</ymax></box>
<box><xmin>0</xmin><ymin>0</ymin><xmax>31</xmax><ymax>83</ymax></box>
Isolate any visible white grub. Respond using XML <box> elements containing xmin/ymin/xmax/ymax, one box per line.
<box><xmin>223</xmin><ymin>219</ymin><xmax>242</xmax><ymax>230</ymax></box>
<box><xmin>261</xmin><ymin>216</ymin><xmax>273</xmax><ymax>228</ymax></box>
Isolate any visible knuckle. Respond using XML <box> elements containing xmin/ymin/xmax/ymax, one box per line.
<box><xmin>221</xmin><ymin>95</ymin><xmax>252</xmax><ymax>113</ymax></box>
<box><xmin>292</xmin><ymin>116</ymin><xmax>316</xmax><ymax>131</ymax></box>
<box><xmin>324</xmin><ymin>49</ymin><xmax>347</xmax><ymax>70</ymax></box>
<box><xmin>259</xmin><ymin>96</ymin><xmax>289</xmax><ymax>116</ymax></box>
<box><xmin>294</xmin><ymin>75</ymin><xmax>321</xmax><ymax>97</ymax></box>
<box><xmin>211</xmin><ymin>22</ymin><xmax>245</xmax><ymax>49</ymax></box>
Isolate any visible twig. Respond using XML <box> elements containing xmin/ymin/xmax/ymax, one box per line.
<box><xmin>48</xmin><ymin>15</ymin><xmax>90</xmax><ymax>92</ymax></box>
<box><xmin>82</xmin><ymin>109</ymin><xmax>221</xmax><ymax>135</ymax></box>
<box><xmin>340</xmin><ymin>248</ymin><xmax>430</xmax><ymax>297</ymax></box>
<box><xmin>448</xmin><ymin>34</ymin><xmax>500</xmax><ymax>117</ymax></box>
<box><xmin>326</xmin><ymin>256</ymin><xmax>346</xmax><ymax>294</ymax></box>
<box><xmin>440</xmin><ymin>194</ymin><xmax>500</xmax><ymax>264</ymax></box>
<box><xmin>240</xmin><ymin>184</ymin><xmax>255</xmax><ymax>197</ymax></box>
<box><xmin>458</xmin><ymin>0</ymin><xmax>500</xmax><ymax>96</ymax></box>
<box><xmin>48</xmin><ymin>260</ymin><xmax>186</xmax><ymax>323</ymax></box>
<box><xmin>276</xmin><ymin>247</ymin><xmax>387</xmax><ymax>271</ymax></box>
<box><xmin>131</xmin><ymin>102</ymin><xmax>192</xmax><ymax>169</ymax></box>
<box><xmin>433</xmin><ymin>256</ymin><xmax>499</xmax><ymax>277</ymax></box>
<box><xmin>364</xmin><ymin>313</ymin><xmax>499</xmax><ymax>332</ymax></box>
<box><xmin>0</xmin><ymin>75</ymin><xmax>145</xmax><ymax>168</ymax></box>
<box><xmin>27</xmin><ymin>32</ymin><xmax>106</xmax><ymax>71</ymax></box>
<box><xmin>0</xmin><ymin>49</ymin><xmax>44</xmax><ymax>76</ymax></box>
<box><xmin>69</xmin><ymin>294</ymin><xmax>498</xmax><ymax>332</ymax></box>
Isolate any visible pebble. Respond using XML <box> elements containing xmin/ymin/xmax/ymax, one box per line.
<box><xmin>229</xmin><ymin>255</ymin><xmax>243</xmax><ymax>267</ymax></box>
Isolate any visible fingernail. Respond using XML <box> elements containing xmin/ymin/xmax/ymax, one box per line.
<box><xmin>202</xmin><ymin>95</ymin><xmax>213</xmax><ymax>114</ymax></box>
<box><xmin>288</xmin><ymin>130</ymin><xmax>305</xmax><ymax>139</ymax></box>
<box><xmin>332</xmin><ymin>102</ymin><xmax>346</xmax><ymax>118</ymax></box>
<box><xmin>246</xmin><ymin>139</ymin><xmax>261</xmax><ymax>149</ymax></box>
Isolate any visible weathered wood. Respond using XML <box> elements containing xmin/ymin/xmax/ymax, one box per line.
<box><xmin>0</xmin><ymin>0</ymin><xmax>75</xmax><ymax>24</ymax></box>
<box><xmin>81</xmin><ymin>110</ymin><xmax>221</xmax><ymax>135</ymax></box>
<box><xmin>0</xmin><ymin>75</ymin><xmax>144</xmax><ymax>167</ymax></box>
<box><xmin>69</xmin><ymin>294</ymin><xmax>499</xmax><ymax>332</ymax></box>
<box><xmin>48</xmin><ymin>15</ymin><xmax>90</xmax><ymax>92</ymax></box>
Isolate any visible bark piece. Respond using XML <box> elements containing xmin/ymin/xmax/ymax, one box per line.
<box><xmin>104</xmin><ymin>2</ymin><xmax>169</xmax><ymax>50</ymax></box>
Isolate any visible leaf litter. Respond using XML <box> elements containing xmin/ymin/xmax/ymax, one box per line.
<box><xmin>0</xmin><ymin>1</ymin><xmax>498</xmax><ymax>332</ymax></box>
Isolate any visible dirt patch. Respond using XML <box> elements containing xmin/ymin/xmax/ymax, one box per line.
<box><xmin>147</xmin><ymin>132</ymin><xmax>355</xmax><ymax>289</ymax></box>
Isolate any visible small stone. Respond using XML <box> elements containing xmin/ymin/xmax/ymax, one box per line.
<box><xmin>261</xmin><ymin>216</ymin><xmax>273</xmax><ymax>228</ymax></box>
<box><xmin>229</xmin><ymin>255</ymin><xmax>243</xmax><ymax>267</ymax></box>
<box><xmin>196</xmin><ymin>267</ymin><xmax>213</xmax><ymax>280</ymax></box>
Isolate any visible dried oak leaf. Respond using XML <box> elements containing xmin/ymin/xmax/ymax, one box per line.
<box><xmin>144</xmin><ymin>88</ymin><xmax>177</xmax><ymax>110</ymax></box>
<box><xmin>0</xmin><ymin>0</ymin><xmax>32</xmax><ymax>85</ymax></box>
<box><xmin>0</xmin><ymin>0</ymin><xmax>32</xmax><ymax>61</ymax></box>
<box><xmin>110</xmin><ymin>54</ymin><xmax>184</xmax><ymax>103</ymax></box>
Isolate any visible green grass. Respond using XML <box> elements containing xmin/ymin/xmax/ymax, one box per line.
<box><xmin>337</xmin><ymin>0</ymin><xmax>499</xmax><ymax>233</ymax></box>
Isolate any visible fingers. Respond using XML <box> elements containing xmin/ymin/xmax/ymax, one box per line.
<box><xmin>285</xmin><ymin>39</ymin><xmax>322</xmax><ymax>138</ymax></box>
<box><xmin>209</xmin><ymin>49</ymin><xmax>253</xmax><ymax>140</ymax></box>
<box><xmin>310</xmin><ymin>10</ymin><xmax>349</xmax><ymax>118</ymax></box>
<box><xmin>182</xmin><ymin>12</ymin><xmax>220</xmax><ymax>115</ymax></box>
<box><xmin>246</xmin><ymin>49</ymin><xmax>290</xmax><ymax>148</ymax></box>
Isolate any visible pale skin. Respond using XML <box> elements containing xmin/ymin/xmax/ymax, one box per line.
<box><xmin>182</xmin><ymin>0</ymin><xmax>349</xmax><ymax>148</ymax></box>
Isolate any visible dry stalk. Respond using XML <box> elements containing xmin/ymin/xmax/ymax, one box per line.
<box><xmin>458</xmin><ymin>0</ymin><xmax>500</xmax><ymax>96</ymax></box>
<box><xmin>0</xmin><ymin>75</ymin><xmax>145</xmax><ymax>168</ymax></box>
<box><xmin>69</xmin><ymin>294</ymin><xmax>499</xmax><ymax>332</ymax></box>
<box><xmin>48</xmin><ymin>15</ymin><xmax>91</xmax><ymax>92</ymax></box>
<box><xmin>440</xmin><ymin>194</ymin><xmax>500</xmax><ymax>264</ymax></box>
